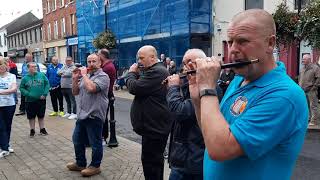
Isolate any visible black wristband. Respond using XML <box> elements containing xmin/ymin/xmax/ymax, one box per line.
<box><xmin>199</xmin><ymin>89</ymin><xmax>217</xmax><ymax>99</ymax></box>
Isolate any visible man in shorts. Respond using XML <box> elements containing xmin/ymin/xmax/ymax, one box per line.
<box><xmin>20</xmin><ymin>62</ymin><xmax>50</xmax><ymax>137</ymax></box>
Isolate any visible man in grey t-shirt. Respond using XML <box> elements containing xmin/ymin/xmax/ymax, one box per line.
<box><xmin>66</xmin><ymin>54</ymin><xmax>110</xmax><ymax>177</ymax></box>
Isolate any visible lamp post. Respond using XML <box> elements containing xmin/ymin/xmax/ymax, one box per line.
<box><xmin>104</xmin><ymin>1</ymin><xmax>118</xmax><ymax>147</ymax></box>
<box><xmin>296</xmin><ymin>0</ymin><xmax>302</xmax><ymax>76</ymax></box>
<box><xmin>104</xmin><ymin>3</ymin><xmax>108</xmax><ymax>30</ymax></box>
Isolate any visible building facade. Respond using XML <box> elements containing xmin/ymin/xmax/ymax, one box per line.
<box><xmin>76</xmin><ymin>0</ymin><xmax>106</xmax><ymax>64</ymax></box>
<box><xmin>212</xmin><ymin>0</ymin><xmax>316</xmax><ymax>78</ymax></box>
<box><xmin>5</xmin><ymin>12</ymin><xmax>43</xmax><ymax>63</ymax></box>
<box><xmin>76</xmin><ymin>0</ymin><xmax>212</xmax><ymax>69</ymax></box>
<box><xmin>0</xmin><ymin>28</ymin><xmax>8</xmax><ymax>57</ymax></box>
<box><xmin>42</xmin><ymin>0</ymin><xmax>78</xmax><ymax>63</ymax></box>
<box><xmin>109</xmin><ymin>0</ymin><xmax>212</xmax><ymax>69</ymax></box>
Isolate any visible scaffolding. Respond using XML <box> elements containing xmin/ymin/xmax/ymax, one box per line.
<box><xmin>107</xmin><ymin>0</ymin><xmax>212</xmax><ymax>69</ymax></box>
<box><xmin>77</xmin><ymin>0</ymin><xmax>106</xmax><ymax>64</ymax></box>
<box><xmin>77</xmin><ymin>0</ymin><xmax>212</xmax><ymax>68</ymax></box>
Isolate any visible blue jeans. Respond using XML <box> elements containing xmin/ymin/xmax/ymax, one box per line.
<box><xmin>0</xmin><ymin>105</ymin><xmax>16</xmax><ymax>151</ymax></box>
<box><xmin>72</xmin><ymin>117</ymin><xmax>103</xmax><ymax>167</ymax></box>
<box><xmin>169</xmin><ymin>168</ymin><xmax>203</xmax><ymax>180</ymax></box>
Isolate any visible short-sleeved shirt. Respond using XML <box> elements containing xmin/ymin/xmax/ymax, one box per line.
<box><xmin>204</xmin><ymin>62</ymin><xmax>308</xmax><ymax>180</ymax></box>
<box><xmin>77</xmin><ymin>68</ymin><xmax>110</xmax><ymax>122</ymax></box>
<box><xmin>0</xmin><ymin>73</ymin><xmax>16</xmax><ymax>107</ymax></box>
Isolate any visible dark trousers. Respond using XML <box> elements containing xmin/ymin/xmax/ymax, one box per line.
<box><xmin>318</xmin><ymin>87</ymin><xmax>320</xmax><ymax>99</ymax></box>
<box><xmin>50</xmin><ymin>86</ymin><xmax>64</xmax><ymax>112</ymax></box>
<box><xmin>61</xmin><ymin>88</ymin><xmax>76</xmax><ymax>114</ymax></box>
<box><xmin>19</xmin><ymin>94</ymin><xmax>25</xmax><ymax>112</ymax></box>
<box><xmin>102</xmin><ymin>93</ymin><xmax>114</xmax><ymax>141</ymax></box>
<box><xmin>141</xmin><ymin>135</ymin><xmax>168</xmax><ymax>180</ymax></box>
<box><xmin>72</xmin><ymin>117</ymin><xmax>103</xmax><ymax>168</ymax></box>
<box><xmin>169</xmin><ymin>168</ymin><xmax>203</xmax><ymax>180</ymax></box>
<box><xmin>0</xmin><ymin>105</ymin><xmax>16</xmax><ymax>151</ymax></box>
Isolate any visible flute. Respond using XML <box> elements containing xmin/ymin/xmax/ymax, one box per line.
<box><xmin>73</xmin><ymin>63</ymin><xmax>93</xmax><ymax>72</ymax></box>
<box><xmin>162</xmin><ymin>59</ymin><xmax>259</xmax><ymax>84</ymax></box>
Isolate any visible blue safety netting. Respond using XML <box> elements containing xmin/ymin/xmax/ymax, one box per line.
<box><xmin>77</xmin><ymin>0</ymin><xmax>212</xmax><ymax>69</ymax></box>
<box><xmin>77</xmin><ymin>0</ymin><xmax>106</xmax><ymax>64</ymax></box>
<box><xmin>107</xmin><ymin>0</ymin><xmax>212</xmax><ymax>69</ymax></box>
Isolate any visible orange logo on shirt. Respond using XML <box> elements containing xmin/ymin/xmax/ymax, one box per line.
<box><xmin>230</xmin><ymin>96</ymin><xmax>248</xmax><ymax>116</ymax></box>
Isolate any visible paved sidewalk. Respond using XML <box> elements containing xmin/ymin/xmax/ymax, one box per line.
<box><xmin>0</xmin><ymin>111</ymin><xmax>170</xmax><ymax>180</ymax></box>
<box><xmin>113</xmin><ymin>89</ymin><xmax>134</xmax><ymax>100</ymax></box>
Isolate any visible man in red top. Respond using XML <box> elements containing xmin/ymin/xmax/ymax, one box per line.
<box><xmin>7</xmin><ymin>55</ymin><xmax>18</xmax><ymax>77</ymax></box>
<box><xmin>98</xmin><ymin>49</ymin><xmax>118</xmax><ymax>147</ymax></box>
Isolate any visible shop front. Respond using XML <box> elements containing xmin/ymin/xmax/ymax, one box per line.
<box><xmin>66</xmin><ymin>37</ymin><xmax>78</xmax><ymax>63</ymax></box>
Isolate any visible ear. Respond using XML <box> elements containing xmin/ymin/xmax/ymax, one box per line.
<box><xmin>266</xmin><ymin>35</ymin><xmax>276</xmax><ymax>54</ymax></box>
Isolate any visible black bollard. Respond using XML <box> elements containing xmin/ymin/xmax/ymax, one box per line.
<box><xmin>108</xmin><ymin>96</ymin><xmax>118</xmax><ymax>147</ymax></box>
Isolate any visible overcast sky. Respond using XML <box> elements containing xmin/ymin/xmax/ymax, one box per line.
<box><xmin>0</xmin><ymin>0</ymin><xmax>43</xmax><ymax>27</ymax></box>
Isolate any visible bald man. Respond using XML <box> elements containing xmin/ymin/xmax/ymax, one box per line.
<box><xmin>67</xmin><ymin>54</ymin><xmax>110</xmax><ymax>177</ymax></box>
<box><xmin>188</xmin><ymin>9</ymin><xmax>308</xmax><ymax>179</ymax></box>
<box><xmin>299</xmin><ymin>54</ymin><xmax>320</xmax><ymax>126</ymax></box>
<box><xmin>126</xmin><ymin>45</ymin><xmax>172</xmax><ymax>180</ymax></box>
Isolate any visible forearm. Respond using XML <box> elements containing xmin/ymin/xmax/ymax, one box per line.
<box><xmin>72</xmin><ymin>79</ymin><xmax>80</xmax><ymax>95</ymax></box>
<box><xmin>82</xmin><ymin>76</ymin><xmax>97</xmax><ymax>92</ymax></box>
<box><xmin>201</xmin><ymin>96</ymin><xmax>239</xmax><ymax>160</ymax></box>
<box><xmin>0</xmin><ymin>84</ymin><xmax>17</xmax><ymax>95</ymax></box>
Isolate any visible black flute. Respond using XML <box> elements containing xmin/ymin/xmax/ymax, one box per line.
<box><xmin>162</xmin><ymin>59</ymin><xmax>259</xmax><ymax>84</ymax></box>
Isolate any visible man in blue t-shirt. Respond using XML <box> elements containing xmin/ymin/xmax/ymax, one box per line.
<box><xmin>188</xmin><ymin>9</ymin><xmax>308</xmax><ymax>180</ymax></box>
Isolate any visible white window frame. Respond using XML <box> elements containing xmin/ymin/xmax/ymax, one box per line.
<box><xmin>60</xmin><ymin>0</ymin><xmax>64</xmax><ymax>7</ymax></box>
<box><xmin>245</xmin><ymin>0</ymin><xmax>264</xmax><ymax>10</ymax></box>
<box><xmin>52</xmin><ymin>0</ymin><xmax>57</xmax><ymax>11</ymax></box>
<box><xmin>61</xmin><ymin>18</ymin><xmax>66</xmax><ymax>36</ymax></box>
<box><xmin>70</xmin><ymin>14</ymin><xmax>75</xmax><ymax>35</ymax></box>
<box><xmin>47</xmin><ymin>23</ymin><xmax>51</xmax><ymax>40</ymax></box>
<box><xmin>46</xmin><ymin>0</ymin><xmax>51</xmax><ymax>13</ymax></box>
<box><xmin>4</xmin><ymin>34</ymin><xmax>6</xmax><ymax>46</ymax></box>
<box><xmin>54</xmin><ymin>20</ymin><xmax>58</xmax><ymax>39</ymax></box>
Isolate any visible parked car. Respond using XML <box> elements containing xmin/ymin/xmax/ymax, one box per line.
<box><xmin>16</xmin><ymin>63</ymin><xmax>47</xmax><ymax>78</ymax></box>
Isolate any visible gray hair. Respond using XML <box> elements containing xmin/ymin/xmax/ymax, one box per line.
<box><xmin>184</xmin><ymin>49</ymin><xmax>207</xmax><ymax>58</ymax></box>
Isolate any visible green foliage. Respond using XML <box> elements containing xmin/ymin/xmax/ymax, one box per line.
<box><xmin>297</xmin><ymin>0</ymin><xmax>320</xmax><ymax>49</ymax></box>
<box><xmin>273</xmin><ymin>1</ymin><xmax>298</xmax><ymax>46</ymax></box>
<box><xmin>93</xmin><ymin>29</ymin><xmax>116</xmax><ymax>49</ymax></box>
<box><xmin>273</xmin><ymin>0</ymin><xmax>320</xmax><ymax>49</ymax></box>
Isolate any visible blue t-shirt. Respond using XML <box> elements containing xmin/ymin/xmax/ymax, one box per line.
<box><xmin>204</xmin><ymin>62</ymin><xmax>308</xmax><ymax>180</ymax></box>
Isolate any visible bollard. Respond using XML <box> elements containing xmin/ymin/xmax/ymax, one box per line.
<box><xmin>108</xmin><ymin>96</ymin><xmax>118</xmax><ymax>147</ymax></box>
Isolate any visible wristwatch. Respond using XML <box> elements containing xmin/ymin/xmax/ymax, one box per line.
<box><xmin>199</xmin><ymin>89</ymin><xmax>217</xmax><ymax>99</ymax></box>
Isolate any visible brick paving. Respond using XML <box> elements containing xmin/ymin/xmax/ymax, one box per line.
<box><xmin>0</xmin><ymin>111</ymin><xmax>169</xmax><ymax>180</ymax></box>
<box><xmin>2</xmin><ymin>89</ymin><xmax>317</xmax><ymax>180</ymax></box>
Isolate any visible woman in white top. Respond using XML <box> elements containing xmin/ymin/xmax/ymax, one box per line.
<box><xmin>0</xmin><ymin>57</ymin><xmax>17</xmax><ymax>158</ymax></box>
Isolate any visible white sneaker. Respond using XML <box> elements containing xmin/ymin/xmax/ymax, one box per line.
<box><xmin>68</xmin><ymin>113</ymin><xmax>77</xmax><ymax>120</ymax></box>
<box><xmin>0</xmin><ymin>151</ymin><xmax>10</xmax><ymax>158</ymax></box>
<box><xmin>8</xmin><ymin>146</ymin><xmax>14</xmax><ymax>153</ymax></box>
<box><xmin>62</xmin><ymin>113</ymin><xmax>71</xmax><ymax>118</ymax></box>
